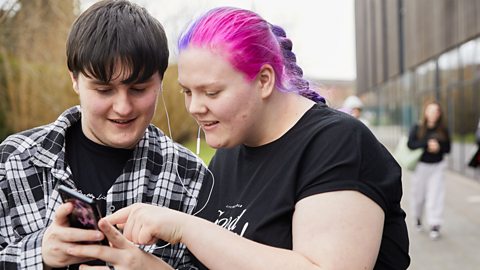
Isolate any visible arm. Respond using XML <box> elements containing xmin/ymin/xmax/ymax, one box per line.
<box><xmin>440</xmin><ymin>128</ymin><xmax>451</xmax><ymax>154</ymax></box>
<box><xmin>181</xmin><ymin>191</ymin><xmax>383</xmax><ymax>270</ymax></box>
<box><xmin>0</xmin><ymin>228</ymin><xmax>45</xmax><ymax>270</ymax></box>
<box><xmin>291</xmin><ymin>191</ymin><xmax>384</xmax><ymax>269</ymax></box>
<box><xmin>91</xmin><ymin>192</ymin><xmax>383</xmax><ymax>270</ymax></box>
<box><xmin>0</xmin><ymin>142</ymin><xmax>54</xmax><ymax>269</ymax></box>
<box><xmin>0</xmin><ymin>179</ymin><xmax>45</xmax><ymax>270</ymax></box>
<box><xmin>407</xmin><ymin>125</ymin><xmax>426</xmax><ymax>150</ymax></box>
<box><xmin>476</xmin><ymin>120</ymin><xmax>480</xmax><ymax>145</ymax></box>
<box><xmin>426</xmin><ymin>129</ymin><xmax>451</xmax><ymax>155</ymax></box>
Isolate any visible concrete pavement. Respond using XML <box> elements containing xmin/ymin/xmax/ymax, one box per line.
<box><xmin>372</xmin><ymin>125</ymin><xmax>480</xmax><ymax>269</ymax></box>
<box><xmin>401</xmin><ymin>168</ymin><xmax>480</xmax><ymax>269</ymax></box>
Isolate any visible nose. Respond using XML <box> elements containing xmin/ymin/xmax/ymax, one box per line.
<box><xmin>113</xmin><ymin>90</ymin><xmax>133</xmax><ymax>116</ymax></box>
<box><xmin>187</xmin><ymin>94</ymin><xmax>207</xmax><ymax>115</ymax></box>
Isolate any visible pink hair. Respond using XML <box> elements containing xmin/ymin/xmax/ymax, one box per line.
<box><xmin>178</xmin><ymin>7</ymin><xmax>324</xmax><ymax>103</ymax></box>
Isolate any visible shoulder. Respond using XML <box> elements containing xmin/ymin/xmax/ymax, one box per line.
<box><xmin>307</xmin><ymin>103</ymin><xmax>366</xmax><ymax>128</ymax></box>
<box><xmin>0</xmin><ymin>107</ymin><xmax>79</xmax><ymax>174</ymax></box>
<box><xmin>411</xmin><ymin>123</ymin><xmax>420</xmax><ymax>131</ymax></box>
<box><xmin>407</xmin><ymin>124</ymin><xmax>420</xmax><ymax>135</ymax></box>
<box><xmin>300</xmin><ymin>104</ymin><xmax>373</xmax><ymax>144</ymax></box>
<box><xmin>300</xmin><ymin>105</ymin><xmax>395</xmax><ymax>171</ymax></box>
<box><xmin>0</xmin><ymin>125</ymin><xmax>51</xmax><ymax>181</ymax></box>
<box><xmin>0</xmin><ymin>125</ymin><xmax>50</xmax><ymax>162</ymax></box>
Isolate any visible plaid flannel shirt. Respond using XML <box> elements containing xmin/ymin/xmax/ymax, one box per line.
<box><xmin>0</xmin><ymin>106</ymin><xmax>207</xmax><ymax>269</ymax></box>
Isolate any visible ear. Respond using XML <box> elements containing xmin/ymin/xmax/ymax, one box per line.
<box><xmin>257</xmin><ymin>64</ymin><xmax>275</xmax><ymax>99</ymax></box>
<box><xmin>69</xmin><ymin>72</ymin><xmax>79</xmax><ymax>94</ymax></box>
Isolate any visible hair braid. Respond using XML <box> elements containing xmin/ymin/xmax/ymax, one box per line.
<box><xmin>270</xmin><ymin>25</ymin><xmax>325</xmax><ymax>103</ymax></box>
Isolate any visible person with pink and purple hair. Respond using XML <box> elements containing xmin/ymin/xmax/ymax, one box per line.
<box><xmin>68</xmin><ymin>6</ymin><xmax>410</xmax><ymax>270</ymax></box>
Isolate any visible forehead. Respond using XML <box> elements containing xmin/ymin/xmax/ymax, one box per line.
<box><xmin>426</xmin><ymin>103</ymin><xmax>440</xmax><ymax>111</ymax></box>
<box><xmin>81</xmin><ymin>65</ymin><xmax>159</xmax><ymax>85</ymax></box>
<box><xmin>177</xmin><ymin>47</ymin><xmax>243</xmax><ymax>87</ymax></box>
<box><xmin>80</xmin><ymin>57</ymin><xmax>160</xmax><ymax>85</ymax></box>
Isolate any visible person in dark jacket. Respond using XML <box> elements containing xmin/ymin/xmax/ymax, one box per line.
<box><xmin>408</xmin><ymin>100</ymin><xmax>451</xmax><ymax>240</ymax></box>
<box><xmin>468</xmin><ymin>119</ymin><xmax>480</xmax><ymax>168</ymax></box>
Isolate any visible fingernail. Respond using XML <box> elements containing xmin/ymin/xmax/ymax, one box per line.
<box><xmin>96</xmin><ymin>232</ymin><xmax>103</xmax><ymax>239</ymax></box>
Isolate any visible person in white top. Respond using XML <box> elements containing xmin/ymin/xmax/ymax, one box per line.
<box><xmin>342</xmin><ymin>95</ymin><xmax>370</xmax><ymax>127</ymax></box>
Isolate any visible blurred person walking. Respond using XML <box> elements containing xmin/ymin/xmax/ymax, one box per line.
<box><xmin>407</xmin><ymin>100</ymin><xmax>451</xmax><ymax>240</ymax></box>
<box><xmin>341</xmin><ymin>95</ymin><xmax>370</xmax><ymax>127</ymax></box>
<box><xmin>468</xmin><ymin>118</ymin><xmax>480</xmax><ymax>168</ymax></box>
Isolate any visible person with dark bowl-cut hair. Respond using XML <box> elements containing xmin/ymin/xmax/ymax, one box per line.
<box><xmin>0</xmin><ymin>1</ymin><xmax>208</xmax><ymax>269</ymax></box>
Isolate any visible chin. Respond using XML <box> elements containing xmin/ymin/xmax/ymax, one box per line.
<box><xmin>205</xmin><ymin>139</ymin><xmax>224</xmax><ymax>149</ymax></box>
<box><xmin>111</xmin><ymin>142</ymin><xmax>135</xmax><ymax>149</ymax></box>
<box><xmin>111</xmin><ymin>136</ymin><xmax>139</xmax><ymax>149</ymax></box>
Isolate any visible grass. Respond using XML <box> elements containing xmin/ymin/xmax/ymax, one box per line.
<box><xmin>181</xmin><ymin>139</ymin><xmax>216</xmax><ymax>165</ymax></box>
<box><xmin>452</xmin><ymin>133</ymin><xmax>476</xmax><ymax>144</ymax></box>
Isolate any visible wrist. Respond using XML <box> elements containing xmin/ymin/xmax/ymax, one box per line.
<box><xmin>179</xmin><ymin>213</ymin><xmax>203</xmax><ymax>245</ymax></box>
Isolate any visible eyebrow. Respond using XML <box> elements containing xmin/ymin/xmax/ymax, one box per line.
<box><xmin>122</xmin><ymin>76</ymin><xmax>154</xmax><ymax>85</ymax></box>
<box><xmin>88</xmin><ymin>79</ymin><xmax>110</xmax><ymax>85</ymax></box>
<box><xmin>87</xmin><ymin>76</ymin><xmax>154</xmax><ymax>86</ymax></box>
<box><xmin>177</xmin><ymin>81</ymin><xmax>220</xmax><ymax>90</ymax></box>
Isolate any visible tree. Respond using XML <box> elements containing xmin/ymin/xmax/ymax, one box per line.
<box><xmin>0</xmin><ymin>0</ymin><xmax>198</xmax><ymax>143</ymax></box>
<box><xmin>0</xmin><ymin>0</ymin><xmax>78</xmax><ymax>140</ymax></box>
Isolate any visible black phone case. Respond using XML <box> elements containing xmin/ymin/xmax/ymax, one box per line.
<box><xmin>57</xmin><ymin>185</ymin><xmax>108</xmax><ymax>245</ymax></box>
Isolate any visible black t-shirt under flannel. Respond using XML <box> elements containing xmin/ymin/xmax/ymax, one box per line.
<box><xmin>66</xmin><ymin>121</ymin><xmax>133</xmax><ymax>216</ymax></box>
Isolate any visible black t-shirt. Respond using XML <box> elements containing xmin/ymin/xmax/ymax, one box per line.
<box><xmin>66</xmin><ymin>122</ymin><xmax>133</xmax><ymax>215</ymax></box>
<box><xmin>65</xmin><ymin>121</ymin><xmax>133</xmax><ymax>269</ymax></box>
<box><xmin>194</xmin><ymin>103</ymin><xmax>410</xmax><ymax>269</ymax></box>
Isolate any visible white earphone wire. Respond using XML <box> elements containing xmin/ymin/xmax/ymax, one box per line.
<box><xmin>147</xmin><ymin>88</ymin><xmax>215</xmax><ymax>252</ymax></box>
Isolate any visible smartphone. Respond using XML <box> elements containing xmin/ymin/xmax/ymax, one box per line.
<box><xmin>57</xmin><ymin>184</ymin><xmax>108</xmax><ymax>245</ymax></box>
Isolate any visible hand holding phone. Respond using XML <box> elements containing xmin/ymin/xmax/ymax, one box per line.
<box><xmin>57</xmin><ymin>184</ymin><xmax>108</xmax><ymax>245</ymax></box>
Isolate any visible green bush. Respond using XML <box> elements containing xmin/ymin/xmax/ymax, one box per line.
<box><xmin>182</xmin><ymin>139</ymin><xmax>216</xmax><ymax>165</ymax></box>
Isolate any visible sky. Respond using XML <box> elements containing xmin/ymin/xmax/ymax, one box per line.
<box><xmin>79</xmin><ymin>0</ymin><xmax>357</xmax><ymax>81</ymax></box>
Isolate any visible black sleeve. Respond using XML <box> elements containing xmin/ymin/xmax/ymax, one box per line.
<box><xmin>476</xmin><ymin>120</ymin><xmax>480</xmax><ymax>145</ymax></box>
<box><xmin>296</xmin><ymin>117</ymin><xmax>401</xmax><ymax>213</ymax></box>
<box><xmin>440</xmin><ymin>127</ymin><xmax>451</xmax><ymax>154</ymax></box>
<box><xmin>407</xmin><ymin>125</ymin><xmax>427</xmax><ymax>150</ymax></box>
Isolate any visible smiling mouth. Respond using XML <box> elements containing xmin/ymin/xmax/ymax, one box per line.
<box><xmin>201</xmin><ymin>121</ymin><xmax>219</xmax><ymax>127</ymax></box>
<box><xmin>111</xmin><ymin>119</ymin><xmax>134</xmax><ymax>124</ymax></box>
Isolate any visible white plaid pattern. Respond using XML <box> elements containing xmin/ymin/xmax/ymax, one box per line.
<box><xmin>0</xmin><ymin>106</ymin><xmax>207</xmax><ymax>269</ymax></box>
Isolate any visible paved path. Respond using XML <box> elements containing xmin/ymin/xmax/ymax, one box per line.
<box><xmin>373</xmin><ymin>127</ymin><xmax>480</xmax><ymax>270</ymax></box>
<box><xmin>402</xmin><ymin>168</ymin><xmax>480</xmax><ymax>270</ymax></box>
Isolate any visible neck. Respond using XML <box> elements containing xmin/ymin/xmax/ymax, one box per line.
<box><xmin>245</xmin><ymin>91</ymin><xmax>315</xmax><ymax>147</ymax></box>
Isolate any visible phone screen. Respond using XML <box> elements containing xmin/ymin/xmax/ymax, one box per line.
<box><xmin>57</xmin><ymin>185</ymin><xmax>108</xmax><ymax>245</ymax></box>
<box><xmin>67</xmin><ymin>198</ymin><xmax>100</xmax><ymax>230</ymax></box>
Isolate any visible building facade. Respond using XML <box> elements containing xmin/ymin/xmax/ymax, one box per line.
<box><xmin>355</xmin><ymin>0</ymin><xmax>480</xmax><ymax>178</ymax></box>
